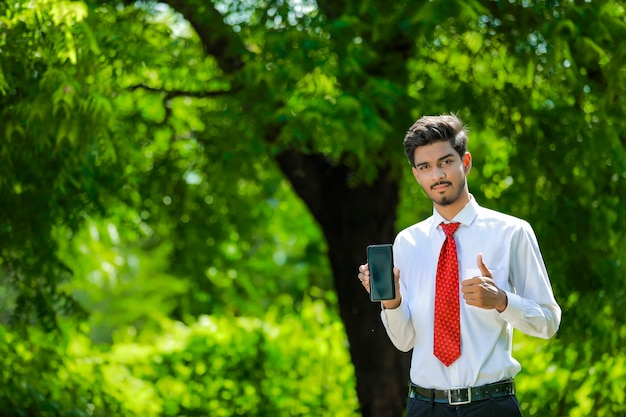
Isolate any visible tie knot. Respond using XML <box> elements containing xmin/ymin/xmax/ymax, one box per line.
<box><xmin>441</xmin><ymin>222</ymin><xmax>460</xmax><ymax>237</ymax></box>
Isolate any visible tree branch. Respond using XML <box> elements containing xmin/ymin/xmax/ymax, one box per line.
<box><xmin>127</xmin><ymin>84</ymin><xmax>237</xmax><ymax>100</ymax></box>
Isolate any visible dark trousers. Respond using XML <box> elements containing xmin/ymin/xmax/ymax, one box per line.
<box><xmin>406</xmin><ymin>395</ymin><xmax>523</xmax><ymax>417</ymax></box>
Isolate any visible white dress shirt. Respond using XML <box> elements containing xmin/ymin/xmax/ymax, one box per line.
<box><xmin>381</xmin><ymin>197</ymin><xmax>561</xmax><ymax>389</ymax></box>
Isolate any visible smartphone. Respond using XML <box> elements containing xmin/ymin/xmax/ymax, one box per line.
<box><xmin>367</xmin><ymin>244</ymin><xmax>395</xmax><ymax>302</ymax></box>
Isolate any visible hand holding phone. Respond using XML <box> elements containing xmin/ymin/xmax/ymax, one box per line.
<box><xmin>367</xmin><ymin>244</ymin><xmax>396</xmax><ymax>302</ymax></box>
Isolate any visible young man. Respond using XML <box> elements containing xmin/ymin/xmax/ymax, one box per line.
<box><xmin>357</xmin><ymin>114</ymin><xmax>561</xmax><ymax>417</ymax></box>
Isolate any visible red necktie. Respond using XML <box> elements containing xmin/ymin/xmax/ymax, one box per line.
<box><xmin>434</xmin><ymin>222</ymin><xmax>461</xmax><ymax>367</ymax></box>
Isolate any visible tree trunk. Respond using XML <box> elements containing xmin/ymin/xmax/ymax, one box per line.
<box><xmin>275</xmin><ymin>150</ymin><xmax>411</xmax><ymax>417</ymax></box>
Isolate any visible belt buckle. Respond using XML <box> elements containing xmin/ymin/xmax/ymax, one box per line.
<box><xmin>448</xmin><ymin>387</ymin><xmax>472</xmax><ymax>405</ymax></box>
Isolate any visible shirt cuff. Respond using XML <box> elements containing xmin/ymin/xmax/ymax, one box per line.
<box><xmin>381</xmin><ymin>298</ymin><xmax>406</xmax><ymax>317</ymax></box>
<box><xmin>498</xmin><ymin>291</ymin><xmax>524</xmax><ymax>322</ymax></box>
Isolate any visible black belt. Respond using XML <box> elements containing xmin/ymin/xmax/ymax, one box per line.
<box><xmin>408</xmin><ymin>379</ymin><xmax>515</xmax><ymax>405</ymax></box>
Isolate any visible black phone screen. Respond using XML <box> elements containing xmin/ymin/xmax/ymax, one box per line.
<box><xmin>367</xmin><ymin>244</ymin><xmax>395</xmax><ymax>301</ymax></box>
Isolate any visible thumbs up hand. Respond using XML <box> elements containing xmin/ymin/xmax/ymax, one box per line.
<box><xmin>461</xmin><ymin>254</ymin><xmax>508</xmax><ymax>312</ymax></box>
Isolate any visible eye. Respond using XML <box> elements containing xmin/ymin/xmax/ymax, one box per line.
<box><xmin>441</xmin><ymin>159</ymin><xmax>453</xmax><ymax>166</ymax></box>
<box><xmin>418</xmin><ymin>164</ymin><xmax>430</xmax><ymax>171</ymax></box>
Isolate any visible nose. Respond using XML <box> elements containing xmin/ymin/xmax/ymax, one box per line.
<box><xmin>432</xmin><ymin>166</ymin><xmax>445</xmax><ymax>181</ymax></box>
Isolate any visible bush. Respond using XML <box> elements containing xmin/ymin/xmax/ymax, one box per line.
<box><xmin>12</xmin><ymin>293</ymin><xmax>357</xmax><ymax>417</ymax></box>
<box><xmin>102</xmin><ymin>294</ymin><xmax>358</xmax><ymax>416</ymax></box>
<box><xmin>0</xmin><ymin>325</ymin><xmax>127</xmax><ymax>417</ymax></box>
<box><xmin>514</xmin><ymin>331</ymin><xmax>626</xmax><ymax>417</ymax></box>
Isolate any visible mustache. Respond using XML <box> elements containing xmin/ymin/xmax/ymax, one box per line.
<box><xmin>431</xmin><ymin>181</ymin><xmax>452</xmax><ymax>190</ymax></box>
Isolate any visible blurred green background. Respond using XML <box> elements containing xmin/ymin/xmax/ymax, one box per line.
<box><xmin>1</xmin><ymin>0</ymin><xmax>625</xmax><ymax>416</ymax></box>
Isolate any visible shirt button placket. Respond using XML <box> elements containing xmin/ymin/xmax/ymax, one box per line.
<box><xmin>448</xmin><ymin>363</ymin><xmax>460</xmax><ymax>391</ymax></box>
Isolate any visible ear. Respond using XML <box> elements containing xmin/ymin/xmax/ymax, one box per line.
<box><xmin>463</xmin><ymin>152</ymin><xmax>472</xmax><ymax>174</ymax></box>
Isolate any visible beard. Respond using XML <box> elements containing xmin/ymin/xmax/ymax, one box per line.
<box><xmin>429</xmin><ymin>177</ymin><xmax>466</xmax><ymax>207</ymax></box>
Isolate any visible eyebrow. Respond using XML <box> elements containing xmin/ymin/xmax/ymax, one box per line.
<box><xmin>415</xmin><ymin>153</ymin><xmax>456</xmax><ymax>167</ymax></box>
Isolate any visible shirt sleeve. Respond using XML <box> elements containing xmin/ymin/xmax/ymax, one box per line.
<box><xmin>380</xmin><ymin>299</ymin><xmax>416</xmax><ymax>352</ymax></box>
<box><xmin>499</xmin><ymin>222</ymin><xmax>562</xmax><ymax>339</ymax></box>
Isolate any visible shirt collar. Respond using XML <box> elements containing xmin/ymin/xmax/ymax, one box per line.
<box><xmin>430</xmin><ymin>195</ymin><xmax>479</xmax><ymax>232</ymax></box>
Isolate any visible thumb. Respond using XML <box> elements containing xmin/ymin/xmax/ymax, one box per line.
<box><xmin>477</xmin><ymin>253</ymin><xmax>492</xmax><ymax>278</ymax></box>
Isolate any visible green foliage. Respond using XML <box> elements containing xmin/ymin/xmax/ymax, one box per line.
<box><xmin>0</xmin><ymin>325</ymin><xmax>128</xmax><ymax>417</ymax></box>
<box><xmin>514</xmin><ymin>329</ymin><xmax>626</xmax><ymax>417</ymax></box>
<box><xmin>55</xmin><ymin>218</ymin><xmax>189</xmax><ymax>344</ymax></box>
<box><xmin>101</xmin><ymin>296</ymin><xmax>358</xmax><ymax>416</ymax></box>
<box><xmin>0</xmin><ymin>0</ymin><xmax>120</xmax><ymax>326</ymax></box>
<box><xmin>0</xmin><ymin>296</ymin><xmax>358</xmax><ymax>417</ymax></box>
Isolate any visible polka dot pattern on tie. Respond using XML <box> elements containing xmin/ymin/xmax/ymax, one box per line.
<box><xmin>434</xmin><ymin>222</ymin><xmax>461</xmax><ymax>367</ymax></box>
